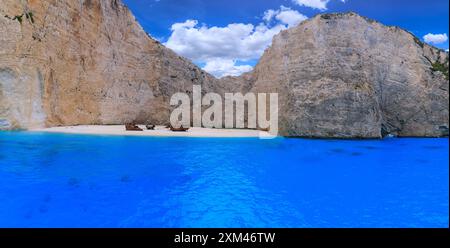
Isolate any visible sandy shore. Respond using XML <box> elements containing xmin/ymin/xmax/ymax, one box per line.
<box><xmin>31</xmin><ymin>125</ymin><xmax>272</xmax><ymax>138</ymax></box>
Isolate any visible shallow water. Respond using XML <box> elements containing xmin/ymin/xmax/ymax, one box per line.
<box><xmin>0</xmin><ymin>132</ymin><xmax>448</xmax><ymax>227</ymax></box>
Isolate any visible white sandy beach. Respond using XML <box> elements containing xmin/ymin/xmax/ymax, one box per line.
<box><xmin>31</xmin><ymin>125</ymin><xmax>272</xmax><ymax>138</ymax></box>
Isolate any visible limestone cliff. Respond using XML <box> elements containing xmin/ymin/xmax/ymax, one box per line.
<box><xmin>1</xmin><ymin>1</ymin><xmax>448</xmax><ymax>138</ymax></box>
<box><xmin>218</xmin><ymin>13</ymin><xmax>449</xmax><ymax>138</ymax></box>
<box><xmin>0</xmin><ymin>0</ymin><xmax>216</xmax><ymax>130</ymax></box>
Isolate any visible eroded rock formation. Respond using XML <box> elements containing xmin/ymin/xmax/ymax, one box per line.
<box><xmin>0</xmin><ymin>0</ymin><xmax>216</xmax><ymax>130</ymax></box>
<box><xmin>1</xmin><ymin>1</ymin><xmax>448</xmax><ymax>138</ymax></box>
<box><xmin>215</xmin><ymin>13</ymin><xmax>449</xmax><ymax>138</ymax></box>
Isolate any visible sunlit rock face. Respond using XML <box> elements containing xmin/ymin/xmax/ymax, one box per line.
<box><xmin>0</xmin><ymin>1</ymin><xmax>448</xmax><ymax>138</ymax></box>
<box><xmin>0</xmin><ymin>0</ymin><xmax>217</xmax><ymax>130</ymax></box>
<box><xmin>216</xmin><ymin>13</ymin><xmax>448</xmax><ymax>138</ymax></box>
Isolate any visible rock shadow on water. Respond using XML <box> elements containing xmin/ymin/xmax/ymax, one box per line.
<box><xmin>328</xmin><ymin>148</ymin><xmax>365</xmax><ymax>157</ymax></box>
<box><xmin>43</xmin><ymin>194</ymin><xmax>52</xmax><ymax>203</ymax></box>
<box><xmin>121</xmin><ymin>175</ymin><xmax>131</xmax><ymax>183</ymax></box>
<box><xmin>351</xmin><ymin>152</ymin><xmax>363</xmax><ymax>156</ymax></box>
<box><xmin>357</xmin><ymin>146</ymin><xmax>379</xmax><ymax>150</ymax></box>
<box><xmin>39</xmin><ymin>205</ymin><xmax>49</xmax><ymax>214</ymax></box>
<box><xmin>422</xmin><ymin>145</ymin><xmax>445</xmax><ymax>150</ymax></box>
<box><xmin>24</xmin><ymin>211</ymin><xmax>33</xmax><ymax>220</ymax></box>
<box><xmin>68</xmin><ymin>177</ymin><xmax>80</xmax><ymax>187</ymax></box>
<box><xmin>329</xmin><ymin>148</ymin><xmax>346</xmax><ymax>154</ymax></box>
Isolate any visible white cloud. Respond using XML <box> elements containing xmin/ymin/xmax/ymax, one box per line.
<box><xmin>203</xmin><ymin>59</ymin><xmax>254</xmax><ymax>77</ymax></box>
<box><xmin>264</xmin><ymin>6</ymin><xmax>308</xmax><ymax>28</ymax></box>
<box><xmin>165</xmin><ymin>6</ymin><xmax>306</xmax><ymax>78</ymax></box>
<box><xmin>263</xmin><ymin>9</ymin><xmax>278</xmax><ymax>23</ymax></box>
<box><xmin>423</xmin><ymin>33</ymin><xmax>448</xmax><ymax>45</ymax></box>
<box><xmin>292</xmin><ymin>0</ymin><xmax>346</xmax><ymax>11</ymax></box>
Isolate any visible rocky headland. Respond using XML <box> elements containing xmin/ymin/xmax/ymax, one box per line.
<box><xmin>1</xmin><ymin>0</ymin><xmax>448</xmax><ymax>138</ymax></box>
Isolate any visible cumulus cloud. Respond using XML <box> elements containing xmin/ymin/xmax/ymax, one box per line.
<box><xmin>166</xmin><ymin>20</ymin><xmax>282</xmax><ymax>62</ymax></box>
<box><xmin>165</xmin><ymin>6</ymin><xmax>306</xmax><ymax>78</ymax></box>
<box><xmin>292</xmin><ymin>0</ymin><xmax>346</xmax><ymax>11</ymax></box>
<box><xmin>203</xmin><ymin>59</ymin><xmax>254</xmax><ymax>77</ymax></box>
<box><xmin>423</xmin><ymin>33</ymin><xmax>448</xmax><ymax>45</ymax></box>
<box><xmin>264</xmin><ymin>6</ymin><xmax>308</xmax><ymax>27</ymax></box>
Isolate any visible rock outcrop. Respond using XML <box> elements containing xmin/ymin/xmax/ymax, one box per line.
<box><xmin>216</xmin><ymin>13</ymin><xmax>449</xmax><ymax>138</ymax></box>
<box><xmin>1</xmin><ymin>1</ymin><xmax>448</xmax><ymax>138</ymax></box>
<box><xmin>0</xmin><ymin>0</ymin><xmax>216</xmax><ymax>130</ymax></box>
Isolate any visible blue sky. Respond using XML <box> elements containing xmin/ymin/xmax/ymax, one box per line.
<box><xmin>123</xmin><ymin>0</ymin><xmax>449</xmax><ymax>77</ymax></box>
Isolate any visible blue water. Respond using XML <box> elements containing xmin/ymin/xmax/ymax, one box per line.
<box><xmin>0</xmin><ymin>132</ymin><xmax>448</xmax><ymax>228</ymax></box>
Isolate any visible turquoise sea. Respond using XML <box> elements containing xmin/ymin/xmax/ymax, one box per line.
<box><xmin>0</xmin><ymin>131</ymin><xmax>448</xmax><ymax>227</ymax></box>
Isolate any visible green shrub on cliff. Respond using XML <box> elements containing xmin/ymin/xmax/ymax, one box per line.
<box><xmin>431</xmin><ymin>59</ymin><xmax>449</xmax><ymax>79</ymax></box>
<box><xmin>4</xmin><ymin>11</ymin><xmax>34</xmax><ymax>24</ymax></box>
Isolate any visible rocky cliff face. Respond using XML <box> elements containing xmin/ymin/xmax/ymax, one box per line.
<box><xmin>1</xmin><ymin>1</ymin><xmax>448</xmax><ymax>138</ymax></box>
<box><xmin>220</xmin><ymin>13</ymin><xmax>448</xmax><ymax>138</ymax></box>
<box><xmin>0</xmin><ymin>0</ymin><xmax>216</xmax><ymax>130</ymax></box>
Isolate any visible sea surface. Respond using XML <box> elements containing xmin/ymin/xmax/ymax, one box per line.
<box><xmin>0</xmin><ymin>131</ymin><xmax>448</xmax><ymax>227</ymax></box>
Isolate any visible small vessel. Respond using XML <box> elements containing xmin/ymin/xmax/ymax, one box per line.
<box><xmin>258</xmin><ymin>127</ymin><xmax>270</xmax><ymax>132</ymax></box>
<box><xmin>169</xmin><ymin>125</ymin><xmax>190</xmax><ymax>132</ymax></box>
<box><xmin>125</xmin><ymin>123</ymin><xmax>143</xmax><ymax>131</ymax></box>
